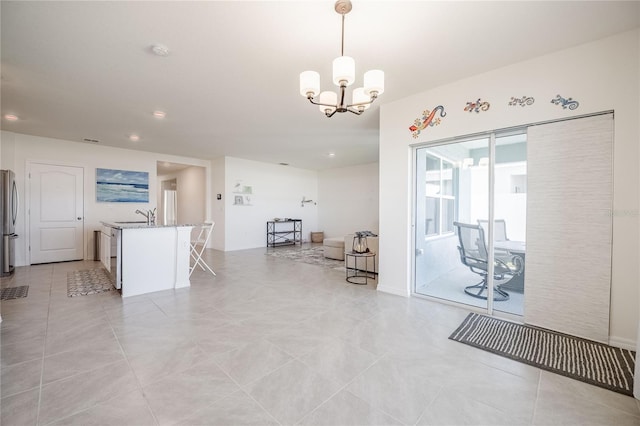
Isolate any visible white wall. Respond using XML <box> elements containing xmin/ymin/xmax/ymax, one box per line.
<box><xmin>158</xmin><ymin>166</ymin><xmax>206</xmax><ymax>225</ymax></box>
<box><xmin>0</xmin><ymin>131</ymin><xmax>211</xmax><ymax>266</ymax></box>
<box><xmin>168</xmin><ymin>167</ymin><xmax>206</xmax><ymax>225</ymax></box>
<box><xmin>318</xmin><ymin>162</ymin><xmax>379</xmax><ymax>238</ymax></box>
<box><xmin>223</xmin><ymin>157</ymin><xmax>318</xmax><ymax>251</ymax></box>
<box><xmin>0</xmin><ymin>132</ymin><xmax>16</xmax><ymax>170</ymax></box>
<box><xmin>175</xmin><ymin>166</ymin><xmax>206</xmax><ymax>225</ymax></box>
<box><xmin>0</xmin><ymin>133</ymin><xmax>332</xmax><ymax>255</ymax></box>
<box><xmin>379</xmin><ymin>30</ymin><xmax>640</xmax><ymax>347</ymax></box>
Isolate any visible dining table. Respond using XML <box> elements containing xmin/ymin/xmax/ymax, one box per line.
<box><xmin>494</xmin><ymin>240</ymin><xmax>526</xmax><ymax>292</ymax></box>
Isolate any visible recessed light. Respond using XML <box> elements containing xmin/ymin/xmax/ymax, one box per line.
<box><xmin>150</xmin><ymin>44</ymin><xmax>170</xmax><ymax>57</ymax></box>
<box><xmin>153</xmin><ymin>110</ymin><xmax>166</xmax><ymax>119</ymax></box>
<box><xmin>4</xmin><ymin>114</ymin><xmax>18</xmax><ymax>121</ymax></box>
<box><xmin>129</xmin><ymin>134</ymin><xmax>140</xmax><ymax>142</ymax></box>
<box><xmin>328</xmin><ymin>152</ymin><xmax>336</xmax><ymax>157</ymax></box>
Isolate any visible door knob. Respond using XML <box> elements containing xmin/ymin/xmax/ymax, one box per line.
<box><xmin>77</xmin><ymin>217</ymin><xmax>82</xmax><ymax>220</ymax></box>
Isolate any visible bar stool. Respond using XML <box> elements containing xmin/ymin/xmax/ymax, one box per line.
<box><xmin>190</xmin><ymin>222</ymin><xmax>216</xmax><ymax>277</ymax></box>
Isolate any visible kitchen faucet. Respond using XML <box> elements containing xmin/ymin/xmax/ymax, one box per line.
<box><xmin>135</xmin><ymin>209</ymin><xmax>148</xmax><ymax>220</ymax></box>
<box><xmin>135</xmin><ymin>208</ymin><xmax>156</xmax><ymax>225</ymax></box>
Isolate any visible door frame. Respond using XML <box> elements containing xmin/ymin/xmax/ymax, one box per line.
<box><xmin>26</xmin><ymin>160</ymin><xmax>86</xmax><ymax>265</ymax></box>
<box><xmin>411</xmin><ymin>129</ymin><xmax>525</xmax><ymax>317</ymax></box>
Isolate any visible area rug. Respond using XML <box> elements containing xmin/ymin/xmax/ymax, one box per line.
<box><xmin>266</xmin><ymin>245</ymin><xmax>345</xmax><ymax>271</ymax></box>
<box><xmin>67</xmin><ymin>269</ymin><xmax>113</xmax><ymax>297</ymax></box>
<box><xmin>0</xmin><ymin>285</ymin><xmax>29</xmax><ymax>300</ymax></box>
<box><xmin>449</xmin><ymin>312</ymin><xmax>636</xmax><ymax>396</ymax></box>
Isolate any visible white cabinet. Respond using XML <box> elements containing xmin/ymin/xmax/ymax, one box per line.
<box><xmin>100</xmin><ymin>226</ymin><xmax>112</xmax><ymax>272</ymax></box>
<box><xmin>100</xmin><ymin>222</ymin><xmax>192</xmax><ymax>297</ymax></box>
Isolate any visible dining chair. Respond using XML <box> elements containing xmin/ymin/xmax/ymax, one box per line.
<box><xmin>190</xmin><ymin>222</ymin><xmax>216</xmax><ymax>277</ymax></box>
<box><xmin>477</xmin><ymin>219</ymin><xmax>508</xmax><ymax>242</ymax></box>
<box><xmin>478</xmin><ymin>218</ymin><xmax>511</xmax><ymax>258</ymax></box>
<box><xmin>454</xmin><ymin>221</ymin><xmax>522</xmax><ymax>301</ymax></box>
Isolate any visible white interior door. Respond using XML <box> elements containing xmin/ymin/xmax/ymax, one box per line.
<box><xmin>29</xmin><ymin>163</ymin><xmax>84</xmax><ymax>264</ymax></box>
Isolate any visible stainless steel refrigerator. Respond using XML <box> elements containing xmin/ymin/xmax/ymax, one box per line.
<box><xmin>1</xmin><ymin>170</ymin><xmax>18</xmax><ymax>276</ymax></box>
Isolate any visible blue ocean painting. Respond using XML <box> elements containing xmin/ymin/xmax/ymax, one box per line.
<box><xmin>96</xmin><ymin>168</ymin><xmax>149</xmax><ymax>202</ymax></box>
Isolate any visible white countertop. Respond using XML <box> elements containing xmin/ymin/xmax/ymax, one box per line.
<box><xmin>101</xmin><ymin>221</ymin><xmax>194</xmax><ymax>230</ymax></box>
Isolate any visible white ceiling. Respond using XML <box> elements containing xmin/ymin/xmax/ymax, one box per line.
<box><xmin>2</xmin><ymin>1</ymin><xmax>639</xmax><ymax>170</ymax></box>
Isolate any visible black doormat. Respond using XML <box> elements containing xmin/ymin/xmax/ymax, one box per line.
<box><xmin>67</xmin><ymin>269</ymin><xmax>113</xmax><ymax>297</ymax></box>
<box><xmin>0</xmin><ymin>285</ymin><xmax>29</xmax><ymax>300</ymax></box>
<box><xmin>449</xmin><ymin>313</ymin><xmax>636</xmax><ymax>396</ymax></box>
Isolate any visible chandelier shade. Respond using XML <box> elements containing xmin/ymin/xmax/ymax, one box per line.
<box><xmin>364</xmin><ymin>70</ymin><xmax>385</xmax><ymax>96</ymax></box>
<box><xmin>319</xmin><ymin>91</ymin><xmax>338</xmax><ymax>114</ymax></box>
<box><xmin>332</xmin><ymin>56</ymin><xmax>355</xmax><ymax>86</ymax></box>
<box><xmin>299</xmin><ymin>0</ymin><xmax>383</xmax><ymax>117</ymax></box>
<box><xmin>352</xmin><ymin>88</ymin><xmax>370</xmax><ymax>110</ymax></box>
<box><xmin>300</xmin><ymin>71</ymin><xmax>320</xmax><ymax>98</ymax></box>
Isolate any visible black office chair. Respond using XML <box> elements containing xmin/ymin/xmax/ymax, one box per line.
<box><xmin>454</xmin><ymin>221</ymin><xmax>523</xmax><ymax>301</ymax></box>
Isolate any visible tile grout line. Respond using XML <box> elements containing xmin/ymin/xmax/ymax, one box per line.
<box><xmin>531</xmin><ymin>369</ymin><xmax>543</xmax><ymax>425</ymax></box>
<box><xmin>104</xmin><ymin>297</ymin><xmax>161</xmax><ymax>426</ymax></box>
<box><xmin>412</xmin><ymin>385</ymin><xmax>444</xmax><ymax>426</ymax></box>
<box><xmin>36</xmin><ymin>269</ymin><xmax>160</xmax><ymax>423</ymax></box>
<box><xmin>236</xmin><ymin>354</ymin><xmax>298</xmax><ymax>423</ymax></box>
<box><xmin>35</xmin><ymin>265</ymin><xmax>55</xmax><ymax>426</ymax></box>
<box><xmin>35</xmin><ymin>264</ymin><xmax>90</xmax><ymax>425</ymax></box>
<box><xmin>294</xmin><ymin>347</ymin><xmax>400</xmax><ymax>425</ymax></box>
<box><xmin>36</xmin><ymin>363</ymin><xmax>139</xmax><ymax>424</ymax></box>
<box><xmin>147</xmin><ymin>341</ymin><xmax>287</xmax><ymax>426</ymax></box>
<box><xmin>197</xmin><ymin>354</ymin><xmax>284</xmax><ymax>426</ymax></box>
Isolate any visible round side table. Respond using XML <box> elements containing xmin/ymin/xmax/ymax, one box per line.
<box><xmin>345</xmin><ymin>251</ymin><xmax>376</xmax><ymax>285</ymax></box>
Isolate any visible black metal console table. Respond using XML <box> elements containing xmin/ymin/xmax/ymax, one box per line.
<box><xmin>266</xmin><ymin>219</ymin><xmax>302</xmax><ymax>247</ymax></box>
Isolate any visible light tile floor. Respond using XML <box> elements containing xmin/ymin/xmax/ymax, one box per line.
<box><xmin>1</xmin><ymin>245</ymin><xmax>639</xmax><ymax>425</ymax></box>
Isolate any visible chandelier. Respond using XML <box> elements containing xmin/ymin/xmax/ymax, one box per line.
<box><xmin>299</xmin><ymin>0</ymin><xmax>384</xmax><ymax>117</ymax></box>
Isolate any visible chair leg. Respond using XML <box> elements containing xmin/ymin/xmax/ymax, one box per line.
<box><xmin>464</xmin><ymin>278</ymin><xmax>509</xmax><ymax>301</ymax></box>
<box><xmin>189</xmin><ymin>223</ymin><xmax>217</xmax><ymax>277</ymax></box>
<box><xmin>190</xmin><ymin>247</ymin><xmax>205</xmax><ymax>271</ymax></box>
<box><xmin>190</xmin><ymin>244</ymin><xmax>216</xmax><ymax>277</ymax></box>
<box><xmin>195</xmin><ymin>248</ymin><xmax>215</xmax><ymax>275</ymax></box>
<box><xmin>201</xmin><ymin>261</ymin><xmax>216</xmax><ymax>276</ymax></box>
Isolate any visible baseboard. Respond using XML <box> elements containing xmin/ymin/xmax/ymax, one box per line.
<box><xmin>376</xmin><ymin>283</ymin><xmax>410</xmax><ymax>298</ymax></box>
<box><xmin>174</xmin><ymin>280</ymin><xmax>190</xmax><ymax>289</ymax></box>
<box><xmin>608</xmin><ymin>335</ymin><xmax>637</xmax><ymax>351</ymax></box>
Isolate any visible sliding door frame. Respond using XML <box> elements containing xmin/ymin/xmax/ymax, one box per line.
<box><xmin>411</xmin><ymin>131</ymin><xmax>507</xmax><ymax>316</ymax></box>
<box><xmin>411</xmin><ymin>110</ymin><xmax>613</xmax><ymax>319</ymax></box>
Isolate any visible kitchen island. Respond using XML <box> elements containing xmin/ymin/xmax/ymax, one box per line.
<box><xmin>100</xmin><ymin>222</ymin><xmax>193</xmax><ymax>297</ymax></box>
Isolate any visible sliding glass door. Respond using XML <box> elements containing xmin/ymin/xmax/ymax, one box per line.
<box><xmin>414</xmin><ymin>132</ymin><xmax>527</xmax><ymax>316</ymax></box>
<box><xmin>414</xmin><ymin>138</ymin><xmax>490</xmax><ymax>311</ymax></box>
<box><xmin>492</xmin><ymin>134</ymin><xmax>527</xmax><ymax>315</ymax></box>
